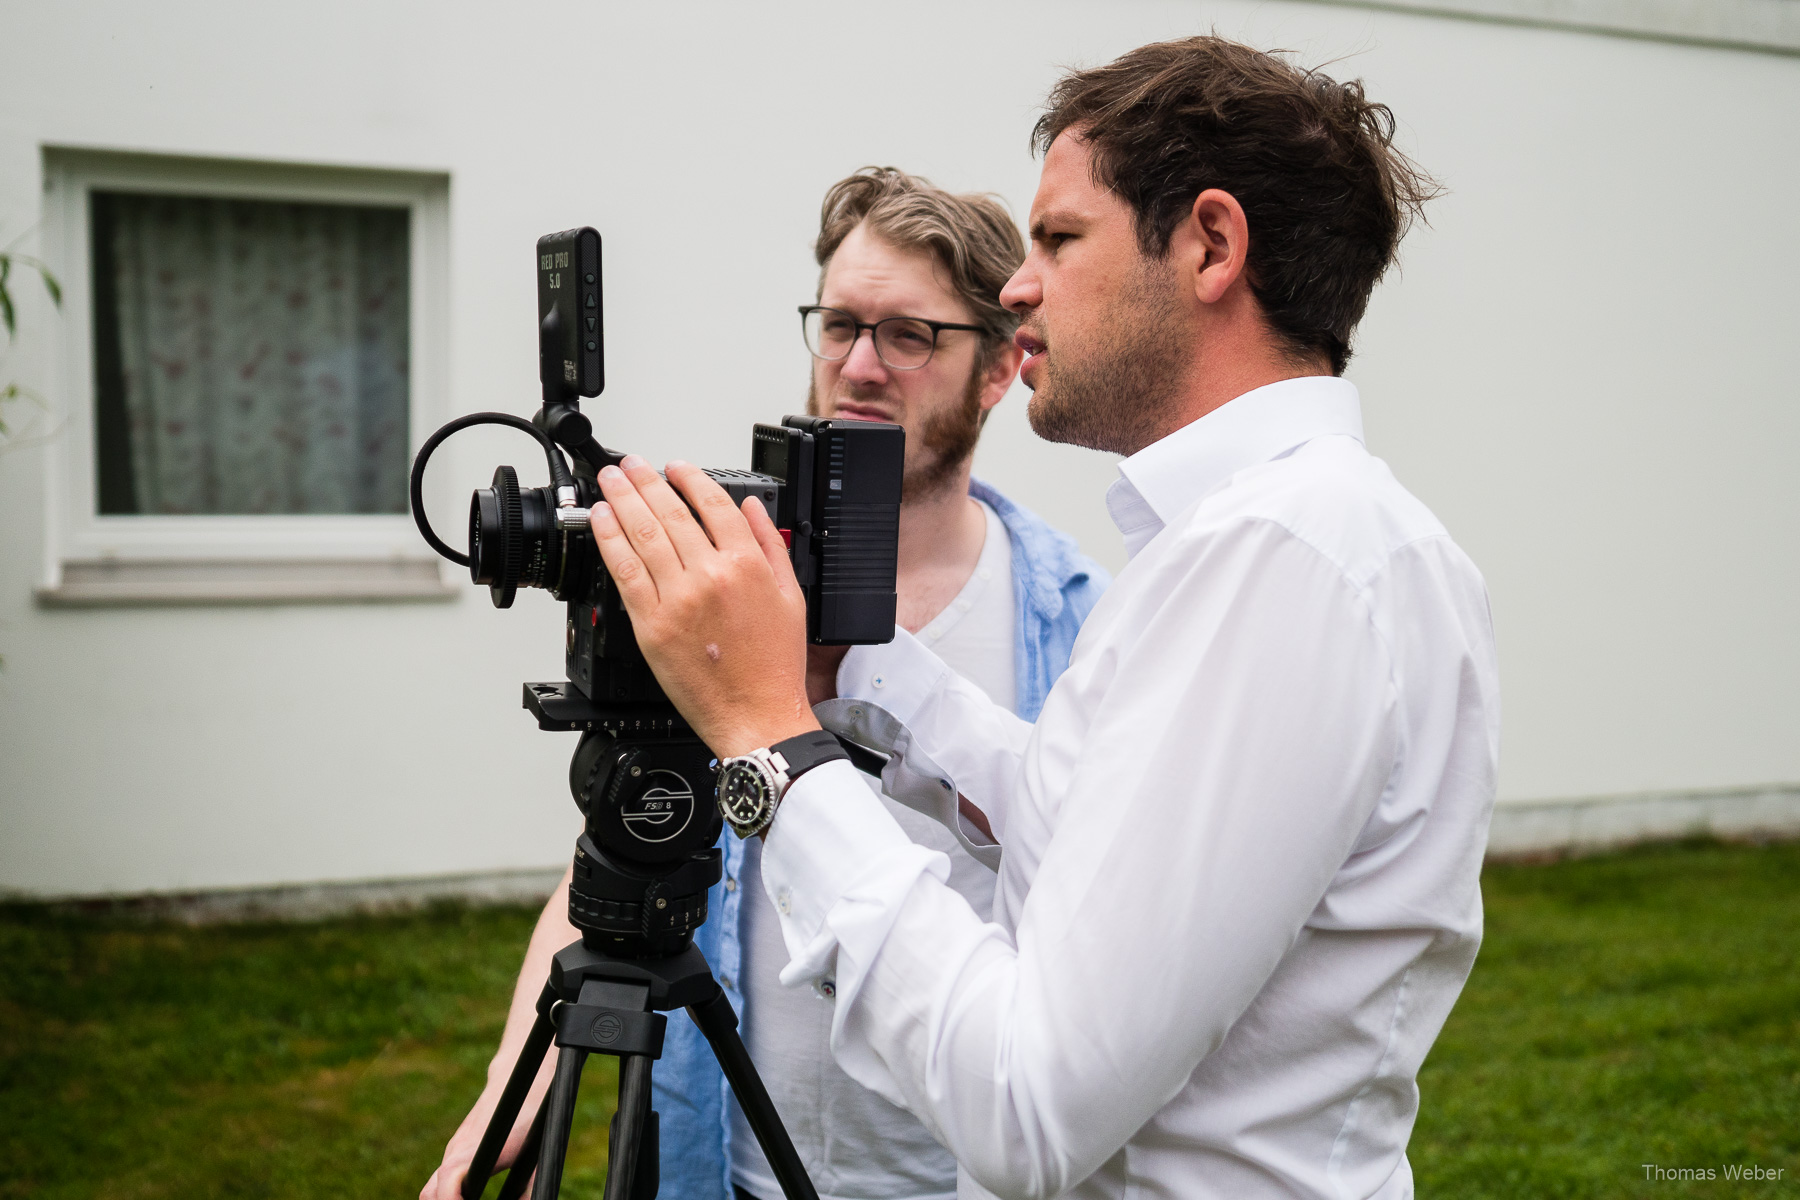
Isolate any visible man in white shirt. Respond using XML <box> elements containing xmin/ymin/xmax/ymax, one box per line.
<box><xmin>423</xmin><ymin>169</ymin><xmax>1106</xmax><ymax>1200</ymax></box>
<box><xmin>580</xmin><ymin>35</ymin><xmax>1499</xmax><ymax>1200</ymax></box>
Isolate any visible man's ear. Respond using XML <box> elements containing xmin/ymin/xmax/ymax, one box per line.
<box><xmin>977</xmin><ymin>339</ymin><xmax>1025</xmax><ymax>413</ymax></box>
<box><xmin>1169</xmin><ymin>188</ymin><xmax>1250</xmax><ymax>307</ymax></box>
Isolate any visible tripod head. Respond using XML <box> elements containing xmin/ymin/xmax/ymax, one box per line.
<box><xmin>539</xmin><ymin>687</ymin><xmax>724</xmax><ymax>960</ymax></box>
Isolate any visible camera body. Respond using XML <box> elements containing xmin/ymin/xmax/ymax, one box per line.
<box><xmin>477</xmin><ymin>229</ymin><xmax>903</xmax><ymax>704</ymax></box>
<box><xmin>553</xmin><ymin>417</ymin><xmax>904</xmax><ymax>707</ymax></box>
<box><xmin>412</xmin><ymin>227</ymin><xmax>902</xmax><ymax>957</ymax></box>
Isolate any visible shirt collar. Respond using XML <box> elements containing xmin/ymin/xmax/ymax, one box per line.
<box><xmin>970</xmin><ymin>476</ymin><xmax>1097</xmax><ymax>620</ymax></box>
<box><xmin>1105</xmin><ymin>375</ymin><xmax>1364</xmax><ymax>558</ymax></box>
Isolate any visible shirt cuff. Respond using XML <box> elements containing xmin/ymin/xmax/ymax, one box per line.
<box><xmin>837</xmin><ymin>628</ymin><xmax>952</xmax><ymax>729</ymax></box>
<box><xmin>759</xmin><ymin>756</ymin><xmax>943</xmax><ymax>982</ymax></box>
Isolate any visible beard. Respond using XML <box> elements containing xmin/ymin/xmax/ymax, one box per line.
<box><xmin>1024</xmin><ymin>254</ymin><xmax>1186</xmax><ymax>457</ymax></box>
<box><xmin>807</xmin><ymin>361</ymin><xmax>985</xmax><ymax>503</ymax></box>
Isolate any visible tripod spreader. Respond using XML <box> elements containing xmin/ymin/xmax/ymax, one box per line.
<box><xmin>460</xmin><ymin>940</ymin><xmax>820</xmax><ymax>1200</ymax></box>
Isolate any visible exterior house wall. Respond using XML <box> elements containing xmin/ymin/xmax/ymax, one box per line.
<box><xmin>1</xmin><ymin>0</ymin><xmax>1795</xmax><ymax>897</ymax></box>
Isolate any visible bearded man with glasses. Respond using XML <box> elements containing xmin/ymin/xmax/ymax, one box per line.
<box><xmin>422</xmin><ymin>167</ymin><xmax>1107</xmax><ymax>1200</ymax></box>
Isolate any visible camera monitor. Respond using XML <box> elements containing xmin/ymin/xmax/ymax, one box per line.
<box><xmin>538</xmin><ymin>227</ymin><xmax>604</xmax><ymax>398</ymax></box>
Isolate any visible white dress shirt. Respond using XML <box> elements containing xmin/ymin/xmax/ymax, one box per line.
<box><xmin>730</xmin><ymin>501</ymin><xmax>1013</xmax><ymax>1200</ymax></box>
<box><xmin>761</xmin><ymin>376</ymin><xmax>1500</xmax><ymax>1200</ymax></box>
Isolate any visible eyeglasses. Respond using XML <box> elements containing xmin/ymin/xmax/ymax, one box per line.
<box><xmin>799</xmin><ymin>305</ymin><xmax>984</xmax><ymax>371</ymax></box>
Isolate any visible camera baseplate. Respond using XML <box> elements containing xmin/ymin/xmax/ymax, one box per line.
<box><xmin>524</xmin><ymin>681</ymin><xmax>692</xmax><ymax>735</ymax></box>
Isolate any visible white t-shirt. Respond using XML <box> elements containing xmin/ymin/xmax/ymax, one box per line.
<box><xmin>729</xmin><ymin>500</ymin><xmax>1015</xmax><ymax>1200</ymax></box>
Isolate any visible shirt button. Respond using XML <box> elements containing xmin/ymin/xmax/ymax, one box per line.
<box><xmin>818</xmin><ymin>979</ymin><xmax>837</xmax><ymax>999</ymax></box>
<box><xmin>872</xmin><ymin>674</ymin><xmax>885</xmax><ymax>688</ymax></box>
<box><xmin>725</xmin><ymin>877</ymin><xmax>737</xmax><ymax>892</ymax></box>
<box><xmin>720</xmin><ymin>974</ymin><xmax>733</xmax><ymax>989</ymax></box>
<box><xmin>957</xmin><ymin>598</ymin><xmax>972</xmax><ymax>612</ymax></box>
<box><xmin>776</xmin><ymin>890</ymin><xmax>792</xmax><ymax>915</ymax></box>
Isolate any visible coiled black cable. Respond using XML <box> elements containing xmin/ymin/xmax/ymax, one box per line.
<box><xmin>408</xmin><ymin>412</ymin><xmax>576</xmax><ymax>567</ymax></box>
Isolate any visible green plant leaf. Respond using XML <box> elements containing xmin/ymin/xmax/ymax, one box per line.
<box><xmin>0</xmin><ymin>253</ymin><xmax>61</xmax><ymax>340</ymax></box>
<box><xmin>6</xmin><ymin>253</ymin><xmax>62</xmax><ymax>307</ymax></box>
<box><xmin>0</xmin><ymin>256</ymin><xmax>14</xmax><ymax>338</ymax></box>
<box><xmin>1</xmin><ymin>382</ymin><xmax>47</xmax><ymax>438</ymax></box>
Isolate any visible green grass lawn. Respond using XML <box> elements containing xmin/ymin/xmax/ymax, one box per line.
<box><xmin>0</xmin><ymin>902</ymin><xmax>614</xmax><ymax>1199</ymax></box>
<box><xmin>2</xmin><ymin>838</ymin><xmax>1795</xmax><ymax>1198</ymax></box>
<box><xmin>1412</xmin><ymin>839</ymin><xmax>1799</xmax><ymax>1198</ymax></box>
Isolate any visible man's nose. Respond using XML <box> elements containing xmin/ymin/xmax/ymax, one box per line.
<box><xmin>1001</xmin><ymin>262</ymin><xmax>1040</xmax><ymax>314</ymax></box>
<box><xmin>841</xmin><ymin>327</ymin><xmax>889</xmax><ymax>382</ymax></box>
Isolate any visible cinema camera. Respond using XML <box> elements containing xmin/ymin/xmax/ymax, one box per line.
<box><xmin>407</xmin><ymin>227</ymin><xmax>901</xmax><ymax>1200</ymax></box>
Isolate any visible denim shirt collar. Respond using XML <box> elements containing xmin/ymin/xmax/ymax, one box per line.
<box><xmin>969</xmin><ymin>476</ymin><xmax>1093</xmax><ymax>623</ymax></box>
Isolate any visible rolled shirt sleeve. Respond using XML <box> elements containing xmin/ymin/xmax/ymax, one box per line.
<box><xmin>835</xmin><ymin>630</ymin><xmax>1037</xmax><ymax>844</ymax></box>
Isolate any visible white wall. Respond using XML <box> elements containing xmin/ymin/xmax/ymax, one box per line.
<box><xmin>2</xmin><ymin>0</ymin><xmax>1795</xmax><ymax>896</ymax></box>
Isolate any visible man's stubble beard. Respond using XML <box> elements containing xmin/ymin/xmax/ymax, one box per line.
<box><xmin>1025</xmin><ymin>253</ymin><xmax>1187</xmax><ymax>457</ymax></box>
<box><xmin>806</xmin><ymin>362</ymin><xmax>985</xmax><ymax>503</ymax></box>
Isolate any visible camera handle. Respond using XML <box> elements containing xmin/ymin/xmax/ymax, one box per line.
<box><xmin>408</xmin><ymin>396</ymin><xmax>626</xmax><ymax>571</ymax></box>
<box><xmin>461</xmin><ymin>939</ymin><xmax>820</xmax><ymax>1200</ymax></box>
<box><xmin>409</xmin><ymin>413</ymin><xmax>581</xmax><ymax>568</ymax></box>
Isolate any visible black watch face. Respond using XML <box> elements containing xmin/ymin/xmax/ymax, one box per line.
<box><xmin>718</xmin><ymin>761</ymin><xmax>773</xmax><ymax>829</ymax></box>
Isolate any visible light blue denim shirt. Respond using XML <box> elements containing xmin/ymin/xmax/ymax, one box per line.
<box><xmin>651</xmin><ymin>479</ymin><xmax>1109</xmax><ymax>1200</ymax></box>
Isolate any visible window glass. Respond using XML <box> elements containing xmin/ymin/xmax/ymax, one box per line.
<box><xmin>90</xmin><ymin>191</ymin><xmax>410</xmax><ymax>516</ymax></box>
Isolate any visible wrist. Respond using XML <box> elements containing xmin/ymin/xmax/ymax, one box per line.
<box><xmin>713</xmin><ymin>713</ymin><xmax>822</xmax><ymax>760</ymax></box>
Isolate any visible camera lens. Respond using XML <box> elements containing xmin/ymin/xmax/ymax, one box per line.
<box><xmin>470</xmin><ymin>466</ymin><xmax>524</xmax><ymax>606</ymax></box>
<box><xmin>469</xmin><ymin>465</ymin><xmax>564</xmax><ymax>608</ymax></box>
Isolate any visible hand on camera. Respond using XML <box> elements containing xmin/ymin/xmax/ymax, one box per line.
<box><xmin>590</xmin><ymin>456</ymin><xmax>822</xmax><ymax>758</ymax></box>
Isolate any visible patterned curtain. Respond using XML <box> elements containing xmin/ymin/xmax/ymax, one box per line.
<box><xmin>98</xmin><ymin>192</ymin><xmax>410</xmax><ymax>515</ymax></box>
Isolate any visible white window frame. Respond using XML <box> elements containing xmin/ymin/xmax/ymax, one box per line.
<box><xmin>38</xmin><ymin>148</ymin><xmax>451</xmax><ymax>601</ymax></box>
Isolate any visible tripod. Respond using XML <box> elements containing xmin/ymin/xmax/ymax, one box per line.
<box><xmin>459</xmin><ymin>937</ymin><xmax>819</xmax><ymax>1200</ymax></box>
<box><xmin>453</xmin><ymin>682</ymin><xmax>894</xmax><ymax>1200</ymax></box>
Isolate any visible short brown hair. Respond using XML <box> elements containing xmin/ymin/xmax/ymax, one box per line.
<box><xmin>815</xmin><ymin>167</ymin><xmax>1025</xmax><ymax>354</ymax></box>
<box><xmin>1034</xmin><ymin>37</ymin><xmax>1439</xmax><ymax>375</ymax></box>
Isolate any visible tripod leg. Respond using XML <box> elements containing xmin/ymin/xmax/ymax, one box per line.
<box><xmin>530</xmin><ymin>1046</ymin><xmax>590</xmax><ymax>1200</ymax></box>
<box><xmin>602</xmin><ymin>1055</ymin><xmax>655</xmax><ymax>1200</ymax></box>
<box><xmin>463</xmin><ymin>983</ymin><xmax>559</xmax><ymax>1200</ymax></box>
<box><xmin>633</xmin><ymin>1110</ymin><xmax>660</xmax><ymax>1200</ymax></box>
<box><xmin>495</xmin><ymin>1089</ymin><xmax>550</xmax><ymax>1200</ymax></box>
<box><xmin>689</xmin><ymin>991</ymin><xmax>820</xmax><ymax>1200</ymax></box>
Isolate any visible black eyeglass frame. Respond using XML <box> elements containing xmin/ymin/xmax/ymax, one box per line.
<box><xmin>797</xmin><ymin>305</ymin><xmax>987</xmax><ymax>371</ymax></box>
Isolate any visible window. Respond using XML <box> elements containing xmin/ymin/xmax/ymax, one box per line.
<box><xmin>38</xmin><ymin>150</ymin><xmax>450</xmax><ymax>604</ymax></box>
<box><xmin>91</xmin><ymin>192</ymin><xmax>411</xmax><ymax>517</ymax></box>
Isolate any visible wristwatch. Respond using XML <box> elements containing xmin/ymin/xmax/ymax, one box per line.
<box><xmin>716</xmin><ymin>730</ymin><xmax>850</xmax><ymax>839</ymax></box>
